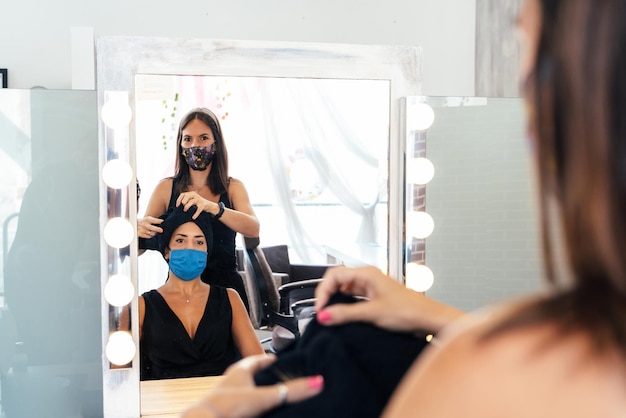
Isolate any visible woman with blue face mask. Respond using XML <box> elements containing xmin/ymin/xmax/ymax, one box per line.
<box><xmin>138</xmin><ymin>206</ymin><xmax>264</xmax><ymax>380</ymax></box>
<box><xmin>138</xmin><ymin>107</ymin><xmax>260</xmax><ymax>311</ymax></box>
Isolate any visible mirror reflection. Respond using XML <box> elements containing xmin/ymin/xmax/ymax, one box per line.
<box><xmin>135</xmin><ymin>74</ymin><xmax>391</xmax><ymax>296</ymax></box>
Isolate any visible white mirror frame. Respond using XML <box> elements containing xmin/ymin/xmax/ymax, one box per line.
<box><xmin>96</xmin><ymin>36</ymin><xmax>421</xmax><ymax>417</ymax></box>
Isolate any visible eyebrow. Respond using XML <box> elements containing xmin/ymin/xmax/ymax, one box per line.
<box><xmin>173</xmin><ymin>233</ymin><xmax>205</xmax><ymax>239</ymax></box>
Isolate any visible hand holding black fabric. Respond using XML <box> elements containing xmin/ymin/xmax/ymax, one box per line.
<box><xmin>254</xmin><ymin>292</ymin><xmax>429</xmax><ymax>418</ymax></box>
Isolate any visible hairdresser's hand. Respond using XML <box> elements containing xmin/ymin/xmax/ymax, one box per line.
<box><xmin>177</xmin><ymin>191</ymin><xmax>220</xmax><ymax>220</ymax></box>
<box><xmin>182</xmin><ymin>354</ymin><xmax>324</xmax><ymax>418</ymax></box>
<box><xmin>314</xmin><ymin>266</ymin><xmax>465</xmax><ymax>334</ymax></box>
<box><xmin>137</xmin><ymin>216</ymin><xmax>164</xmax><ymax>239</ymax></box>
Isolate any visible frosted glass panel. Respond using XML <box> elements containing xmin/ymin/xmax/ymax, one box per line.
<box><xmin>424</xmin><ymin>97</ymin><xmax>542</xmax><ymax>312</ymax></box>
<box><xmin>0</xmin><ymin>89</ymin><xmax>103</xmax><ymax>417</ymax></box>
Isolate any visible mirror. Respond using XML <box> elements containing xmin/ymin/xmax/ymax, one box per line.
<box><xmin>135</xmin><ymin>74</ymin><xmax>392</xmax><ymax>293</ymax></box>
<box><xmin>96</xmin><ymin>36</ymin><xmax>422</xmax><ymax>415</ymax></box>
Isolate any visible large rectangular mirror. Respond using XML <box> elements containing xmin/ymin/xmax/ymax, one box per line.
<box><xmin>96</xmin><ymin>36</ymin><xmax>422</xmax><ymax>416</ymax></box>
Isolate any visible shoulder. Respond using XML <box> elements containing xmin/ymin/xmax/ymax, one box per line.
<box><xmin>225</xmin><ymin>287</ymin><xmax>242</xmax><ymax>302</ymax></box>
<box><xmin>227</xmin><ymin>177</ymin><xmax>245</xmax><ymax>190</ymax></box>
<box><xmin>149</xmin><ymin>178</ymin><xmax>175</xmax><ymax>201</ymax></box>
<box><xmin>154</xmin><ymin>177</ymin><xmax>174</xmax><ymax>191</ymax></box>
<box><xmin>226</xmin><ymin>177</ymin><xmax>251</xmax><ymax>202</ymax></box>
<box><xmin>225</xmin><ymin>287</ymin><xmax>247</xmax><ymax>311</ymax></box>
<box><xmin>384</xmin><ymin>299</ymin><xmax>626</xmax><ymax>418</ymax></box>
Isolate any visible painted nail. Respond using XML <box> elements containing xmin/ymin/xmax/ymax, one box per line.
<box><xmin>317</xmin><ymin>310</ymin><xmax>332</xmax><ymax>324</ymax></box>
<box><xmin>308</xmin><ymin>375</ymin><xmax>324</xmax><ymax>390</ymax></box>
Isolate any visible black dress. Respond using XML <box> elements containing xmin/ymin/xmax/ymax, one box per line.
<box><xmin>140</xmin><ymin>286</ymin><xmax>236</xmax><ymax>380</ymax></box>
<box><xmin>168</xmin><ymin>178</ymin><xmax>249</xmax><ymax>310</ymax></box>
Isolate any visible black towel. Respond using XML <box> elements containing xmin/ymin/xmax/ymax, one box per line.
<box><xmin>254</xmin><ymin>292</ymin><xmax>430</xmax><ymax>418</ymax></box>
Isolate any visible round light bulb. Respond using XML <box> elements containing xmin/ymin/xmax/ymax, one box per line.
<box><xmin>407</xmin><ymin>103</ymin><xmax>435</xmax><ymax>131</ymax></box>
<box><xmin>406</xmin><ymin>211</ymin><xmax>435</xmax><ymax>239</ymax></box>
<box><xmin>405</xmin><ymin>262</ymin><xmax>434</xmax><ymax>292</ymax></box>
<box><xmin>103</xmin><ymin>217</ymin><xmax>134</xmax><ymax>248</ymax></box>
<box><xmin>101</xmin><ymin>97</ymin><xmax>132</xmax><ymax>130</ymax></box>
<box><xmin>105</xmin><ymin>331</ymin><xmax>136</xmax><ymax>366</ymax></box>
<box><xmin>406</xmin><ymin>157</ymin><xmax>435</xmax><ymax>185</ymax></box>
<box><xmin>104</xmin><ymin>274</ymin><xmax>135</xmax><ymax>307</ymax></box>
<box><xmin>102</xmin><ymin>159</ymin><xmax>133</xmax><ymax>189</ymax></box>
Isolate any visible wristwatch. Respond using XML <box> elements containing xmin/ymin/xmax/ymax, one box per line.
<box><xmin>214</xmin><ymin>201</ymin><xmax>225</xmax><ymax>219</ymax></box>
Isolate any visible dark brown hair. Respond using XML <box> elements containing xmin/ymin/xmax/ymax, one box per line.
<box><xmin>489</xmin><ymin>0</ymin><xmax>626</xmax><ymax>353</ymax></box>
<box><xmin>172</xmin><ymin>107</ymin><xmax>230</xmax><ymax>196</ymax></box>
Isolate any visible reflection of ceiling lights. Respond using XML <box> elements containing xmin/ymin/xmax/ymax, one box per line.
<box><xmin>405</xmin><ymin>262</ymin><xmax>434</xmax><ymax>292</ymax></box>
<box><xmin>105</xmin><ymin>331</ymin><xmax>136</xmax><ymax>366</ymax></box>
<box><xmin>406</xmin><ymin>157</ymin><xmax>435</xmax><ymax>185</ymax></box>
<box><xmin>102</xmin><ymin>159</ymin><xmax>133</xmax><ymax>189</ymax></box>
<box><xmin>407</xmin><ymin>103</ymin><xmax>435</xmax><ymax>131</ymax></box>
<box><xmin>103</xmin><ymin>217</ymin><xmax>134</xmax><ymax>249</ymax></box>
<box><xmin>104</xmin><ymin>274</ymin><xmax>135</xmax><ymax>307</ymax></box>
<box><xmin>101</xmin><ymin>91</ymin><xmax>136</xmax><ymax>375</ymax></box>
<box><xmin>288</xmin><ymin>152</ymin><xmax>326</xmax><ymax>201</ymax></box>
<box><xmin>101</xmin><ymin>95</ymin><xmax>132</xmax><ymax>130</ymax></box>
<box><xmin>406</xmin><ymin>210</ymin><xmax>435</xmax><ymax>239</ymax></box>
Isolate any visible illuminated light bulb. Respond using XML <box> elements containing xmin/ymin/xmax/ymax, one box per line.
<box><xmin>102</xmin><ymin>159</ymin><xmax>133</xmax><ymax>189</ymax></box>
<box><xmin>406</xmin><ymin>211</ymin><xmax>435</xmax><ymax>239</ymax></box>
<box><xmin>101</xmin><ymin>95</ymin><xmax>132</xmax><ymax>130</ymax></box>
<box><xmin>105</xmin><ymin>331</ymin><xmax>136</xmax><ymax>366</ymax></box>
<box><xmin>407</xmin><ymin>103</ymin><xmax>435</xmax><ymax>131</ymax></box>
<box><xmin>405</xmin><ymin>262</ymin><xmax>434</xmax><ymax>292</ymax></box>
<box><xmin>104</xmin><ymin>274</ymin><xmax>134</xmax><ymax>307</ymax></box>
<box><xmin>406</xmin><ymin>157</ymin><xmax>435</xmax><ymax>185</ymax></box>
<box><xmin>103</xmin><ymin>217</ymin><xmax>134</xmax><ymax>248</ymax></box>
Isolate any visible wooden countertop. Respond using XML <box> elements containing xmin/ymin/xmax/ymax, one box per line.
<box><xmin>141</xmin><ymin>375</ymin><xmax>224</xmax><ymax>417</ymax></box>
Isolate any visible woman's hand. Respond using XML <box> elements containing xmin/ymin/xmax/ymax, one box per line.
<box><xmin>137</xmin><ymin>216</ymin><xmax>164</xmax><ymax>239</ymax></box>
<box><xmin>182</xmin><ymin>355</ymin><xmax>324</xmax><ymax>418</ymax></box>
<box><xmin>176</xmin><ymin>191</ymin><xmax>219</xmax><ymax>220</ymax></box>
<box><xmin>314</xmin><ymin>266</ymin><xmax>465</xmax><ymax>334</ymax></box>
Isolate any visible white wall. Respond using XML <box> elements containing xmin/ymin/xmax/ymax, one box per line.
<box><xmin>0</xmin><ymin>0</ymin><xmax>475</xmax><ymax>95</ymax></box>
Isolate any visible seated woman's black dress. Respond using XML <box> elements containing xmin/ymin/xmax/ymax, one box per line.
<box><xmin>140</xmin><ymin>286</ymin><xmax>236</xmax><ymax>380</ymax></box>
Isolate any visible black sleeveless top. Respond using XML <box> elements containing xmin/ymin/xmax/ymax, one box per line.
<box><xmin>140</xmin><ymin>286</ymin><xmax>236</xmax><ymax>380</ymax></box>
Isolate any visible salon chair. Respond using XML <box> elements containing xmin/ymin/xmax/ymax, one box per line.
<box><xmin>240</xmin><ymin>238</ymin><xmax>332</xmax><ymax>352</ymax></box>
<box><xmin>237</xmin><ymin>244</ymin><xmax>333</xmax><ymax>315</ymax></box>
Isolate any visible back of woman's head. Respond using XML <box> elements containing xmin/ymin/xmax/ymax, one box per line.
<box><xmin>173</xmin><ymin>107</ymin><xmax>230</xmax><ymax>195</ymax></box>
<box><xmin>507</xmin><ymin>0</ymin><xmax>626</xmax><ymax>352</ymax></box>
<box><xmin>529</xmin><ymin>0</ymin><xmax>626</xmax><ymax>292</ymax></box>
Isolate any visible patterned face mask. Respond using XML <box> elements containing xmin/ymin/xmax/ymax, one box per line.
<box><xmin>182</xmin><ymin>145</ymin><xmax>215</xmax><ymax>171</ymax></box>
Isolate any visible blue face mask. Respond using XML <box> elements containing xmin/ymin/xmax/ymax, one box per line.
<box><xmin>168</xmin><ymin>249</ymin><xmax>207</xmax><ymax>281</ymax></box>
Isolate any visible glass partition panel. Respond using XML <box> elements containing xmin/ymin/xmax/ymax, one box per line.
<box><xmin>423</xmin><ymin>97</ymin><xmax>543</xmax><ymax>311</ymax></box>
<box><xmin>0</xmin><ymin>89</ymin><xmax>103</xmax><ymax>417</ymax></box>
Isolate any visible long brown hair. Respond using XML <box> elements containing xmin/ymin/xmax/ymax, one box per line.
<box><xmin>172</xmin><ymin>107</ymin><xmax>230</xmax><ymax>196</ymax></box>
<box><xmin>489</xmin><ymin>0</ymin><xmax>626</xmax><ymax>353</ymax></box>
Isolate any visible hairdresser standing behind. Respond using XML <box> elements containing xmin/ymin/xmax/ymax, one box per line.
<box><xmin>138</xmin><ymin>107</ymin><xmax>259</xmax><ymax>310</ymax></box>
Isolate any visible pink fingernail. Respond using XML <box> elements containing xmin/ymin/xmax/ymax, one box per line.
<box><xmin>317</xmin><ymin>310</ymin><xmax>332</xmax><ymax>324</ymax></box>
<box><xmin>308</xmin><ymin>375</ymin><xmax>324</xmax><ymax>390</ymax></box>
